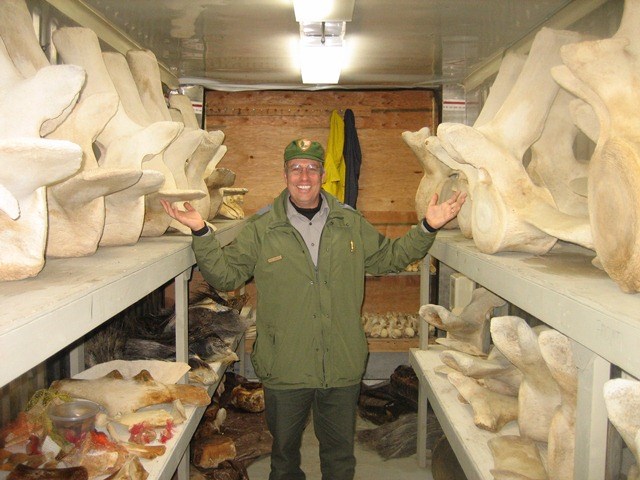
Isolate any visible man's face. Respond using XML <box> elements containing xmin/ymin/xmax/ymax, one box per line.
<box><xmin>284</xmin><ymin>159</ymin><xmax>325</xmax><ymax>208</ymax></box>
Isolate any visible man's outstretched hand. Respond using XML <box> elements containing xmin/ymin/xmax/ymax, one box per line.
<box><xmin>424</xmin><ymin>191</ymin><xmax>467</xmax><ymax>230</ymax></box>
<box><xmin>160</xmin><ymin>199</ymin><xmax>206</xmax><ymax>232</ymax></box>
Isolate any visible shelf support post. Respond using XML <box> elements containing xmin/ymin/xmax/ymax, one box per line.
<box><xmin>572</xmin><ymin>341</ymin><xmax>610</xmax><ymax>480</ymax></box>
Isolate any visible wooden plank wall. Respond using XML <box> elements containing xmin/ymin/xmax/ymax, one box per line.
<box><xmin>205</xmin><ymin>89</ymin><xmax>438</xmax><ymax>236</ymax></box>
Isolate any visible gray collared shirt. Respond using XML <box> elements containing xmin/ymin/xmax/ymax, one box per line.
<box><xmin>286</xmin><ymin>192</ymin><xmax>330</xmax><ymax>266</ymax></box>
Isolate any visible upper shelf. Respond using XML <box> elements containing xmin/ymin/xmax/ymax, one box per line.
<box><xmin>0</xmin><ymin>220</ymin><xmax>245</xmax><ymax>388</ymax></box>
<box><xmin>429</xmin><ymin>231</ymin><xmax>640</xmax><ymax>378</ymax></box>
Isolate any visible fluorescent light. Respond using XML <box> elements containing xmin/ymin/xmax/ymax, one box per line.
<box><xmin>293</xmin><ymin>0</ymin><xmax>355</xmax><ymax>22</ymax></box>
<box><xmin>299</xmin><ymin>41</ymin><xmax>344</xmax><ymax>84</ymax></box>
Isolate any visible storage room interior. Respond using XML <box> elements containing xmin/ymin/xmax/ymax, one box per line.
<box><xmin>1</xmin><ymin>0</ymin><xmax>639</xmax><ymax>479</ymax></box>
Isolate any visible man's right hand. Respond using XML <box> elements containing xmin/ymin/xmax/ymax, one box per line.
<box><xmin>160</xmin><ymin>200</ymin><xmax>206</xmax><ymax>232</ymax></box>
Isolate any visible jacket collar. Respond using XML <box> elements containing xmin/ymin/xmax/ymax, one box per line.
<box><xmin>269</xmin><ymin>189</ymin><xmax>347</xmax><ymax>228</ymax></box>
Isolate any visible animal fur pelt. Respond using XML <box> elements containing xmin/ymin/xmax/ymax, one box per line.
<box><xmin>86</xmin><ymin>298</ymin><xmax>252</xmax><ymax>368</ymax></box>
<box><xmin>357</xmin><ymin>365</ymin><xmax>420</xmax><ymax>424</ymax></box>
<box><xmin>356</xmin><ymin>413</ymin><xmax>418</xmax><ymax>459</ymax></box>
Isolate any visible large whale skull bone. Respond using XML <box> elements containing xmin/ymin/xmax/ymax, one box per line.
<box><xmin>604</xmin><ymin>378</ymin><xmax>640</xmax><ymax>480</ymax></box>
<box><xmin>440</xmin><ymin>347</ymin><xmax>522</xmax><ymax>397</ymax></box>
<box><xmin>538</xmin><ymin>330</ymin><xmax>578</xmax><ymax>480</ymax></box>
<box><xmin>488</xmin><ymin>435</ymin><xmax>548</xmax><ymax>480</ymax></box>
<box><xmin>52</xmin><ymin>27</ymin><xmax>183</xmax><ymax>246</ymax></box>
<box><xmin>0</xmin><ymin>138</ymin><xmax>82</xmax><ymax>280</ymax></box>
<box><xmin>490</xmin><ymin>316</ymin><xmax>562</xmax><ymax>443</ymax></box>
<box><xmin>0</xmin><ymin>0</ymin><xmax>150</xmax><ymax>257</ymax></box>
<box><xmin>447</xmin><ymin>371</ymin><xmax>518</xmax><ymax>432</ymax></box>
<box><xmin>419</xmin><ymin>287</ymin><xmax>505</xmax><ymax>354</ymax></box>
<box><xmin>437</xmin><ymin>27</ymin><xmax>584</xmax><ymax>254</ymax></box>
<box><xmin>552</xmin><ymin>0</ymin><xmax>640</xmax><ymax>292</ymax></box>
<box><xmin>101</xmin><ymin>51</ymin><xmax>206</xmax><ymax>236</ymax></box>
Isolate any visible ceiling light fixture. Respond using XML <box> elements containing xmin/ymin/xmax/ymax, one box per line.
<box><xmin>293</xmin><ymin>1</ymin><xmax>354</xmax><ymax>84</ymax></box>
<box><xmin>299</xmin><ymin>21</ymin><xmax>345</xmax><ymax>84</ymax></box>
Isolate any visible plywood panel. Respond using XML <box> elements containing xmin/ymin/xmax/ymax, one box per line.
<box><xmin>204</xmin><ymin>89</ymin><xmax>437</xmax><ymax>227</ymax></box>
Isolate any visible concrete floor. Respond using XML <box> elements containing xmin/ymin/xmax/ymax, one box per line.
<box><xmin>246</xmin><ymin>416</ymin><xmax>434</xmax><ymax>480</ymax></box>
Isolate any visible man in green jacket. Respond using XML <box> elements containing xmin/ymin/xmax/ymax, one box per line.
<box><xmin>161</xmin><ymin>138</ymin><xmax>465</xmax><ymax>480</ymax></box>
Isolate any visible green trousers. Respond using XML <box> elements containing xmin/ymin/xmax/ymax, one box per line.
<box><xmin>264</xmin><ymin>384</ymin><xmax>361</xmax><ymax>480</ymax></box>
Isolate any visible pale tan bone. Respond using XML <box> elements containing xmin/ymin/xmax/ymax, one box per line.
<box><xmin>415</xmin><ymin>54</ymin><xmax>528</xmax><ymax>240</ymax></box>
<box><xmin>218</xmin><ymin>187</ymin><xmax>249</xmax><ymax>219</ymax></box>
<box><xmin>419</xmin><ymin>287</ymin><xmax>505</xmax><ymax>354</ymax></box>
<box><xmin>101</xmin><ymin>51</ymin><xmax>206</xmax><ymax>236</ymax></box>
<box><xmin>52</xmin><ymin>27</ymin><xmax>182</xmax><ymax>246</ymax></box>
<box><xmin>185</xmin><ymin>130</ymin><xmax>226</xmax><ymax>221</ymax></box>
<box><xmin>489</xmin><ymin>435</ymin><xmax>548</xmax><ymax>480</ymax></box>
<box><xmin>402</xmin><ymin>127</ymin><xmax>453</xmax><ymax>221</ymax></box>
<box><xmin>490</xmin><ymin>316</ymin><xmax>562</xmax><ymax>442</ymax></box>
<box><xmin>551</xmin><ymin>0</ymin><xmax>640</xmax><ymax>292</ymax></box>
<box><xmin>168</xmin><ymin>94</ymin><xmax>229</xmax><ymax>220</ymax></box>
<box><xmin>527</xmin><ymin>88</ymin><xmax>590</xmax><ymax>220</ymax></box>
<box><xmin>538</xmin><ymin>329</ymin><xmax>577</xmax><ymax>480</ymax></box>
<box><xmin>0</xmin><ymin>0</ymin><xmax>80</xmax><ymax>135</ymax></box>
<box><xmin>474</xmin><ymin>52</ymin><xmax>528</xmax><ymax>129</ymax></box>
<box><xmin>126</xmin><ymin>49</ymin><xmax>215</xmax><ymax>233</ymax></box>
<box><xmin>0</xmin><ymin>138</ymin><xmax>82</xmax><ymax>280</ymax></box>
<box><xmin>169</xmin><ymin>93</ymin><xmax>201</xmax><ymax>129</ymax></box>
<box><xmin>46</xmin><ymin>94</ymin><xmax>144</xmax><ymax>257</ymax></box>
<box><xmin>205</xmin><ymin>158</ymin><xmax>237</xmax><ymax>220</ymax></box>
<box><xmin>440</xmin><ymin>347</ymin><xmax>521</xmax><ymax>397</ymax></box>
<box><xmin>51</xmin><ymin>369</ymin><xmax>210</xmax><ymax>417</ymax></box>
<box><xmin>0</xmin><ymin>0</ymin><xmax>149</xmax><ymax>257</ymax></box>
<box><xmin>0</xmin><ymin>39</ymin><xmax>84</xmax><ymax>140</ymax></box>
<box><xmin>169</xmin><ymin>107</ymin><xmax>184</xmax><ymax>123</ymax></box>
<box><xmin>604</xmin><ymin>378</ymin><xmax>640</xmax><ymax>477</ymax></box>
<box><xmin>447</xmin><ymin>371</ymin><xmax>518</xmax><ymax>432</ymax></box>
<box><xmin>425</xmin><ymin>136</ymin><xmax>475</xmax><ymax>237</ymax></box>
<box><xmin>437</xmin><ymin>28</ymin><xmax>586</xmax><ymax>254</ymax></box>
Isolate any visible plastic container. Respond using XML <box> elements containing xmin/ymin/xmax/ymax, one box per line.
<box><xmin>48</xmin><ymin>399</ymin><xmax>101</xmax><ymax>443</ymax></box>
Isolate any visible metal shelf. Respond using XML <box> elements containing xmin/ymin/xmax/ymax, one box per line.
<box><xmin>427</xmin><ymin>230</ymin><xmax>640</xmax><ymax>379</ymax></box>
<box><xmin>413</xmin><ymin>230</ymin><xmax>622</xmax><ymax>479</ymax></box>
<box><xmin>410</xmin><ymin>347</ymin><xmax>519</xmax><ymax>480</ymax></box>
<box><xmin>0</xmin><ymin>221</ymin><xmax>245</xmax><ymax>388</ymax></box>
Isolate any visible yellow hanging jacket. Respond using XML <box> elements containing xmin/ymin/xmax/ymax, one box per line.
<box><xmin>322</xmin><ymin>110</ymin><xmax>346</xmax><ymax>202</ymax></box>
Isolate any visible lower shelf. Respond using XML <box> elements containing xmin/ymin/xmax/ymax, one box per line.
<box><xmin>409</xmin><ymin>347</ymin><xmax>519</xmax><ymax>480</ymax></box>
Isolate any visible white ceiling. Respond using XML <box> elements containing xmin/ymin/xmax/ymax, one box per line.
<box><xmin>48</xmin><ymin>0</ymin><xmax>619</xmax><ymax>91</ymax></box>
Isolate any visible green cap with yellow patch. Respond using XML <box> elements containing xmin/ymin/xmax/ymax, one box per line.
<box><xmin>283</xmin><ymin>138</ymin><xmax>325</xmax><ymax>164</ymax></box>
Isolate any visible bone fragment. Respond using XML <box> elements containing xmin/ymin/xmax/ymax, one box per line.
<box><xmin>447</xmin><ymin>371</ymin><xmax>518</xmax><ymax>432</ymax></box>
<box><xmin>491</xmin><ymin>316</ymin><xmax>562</xmax><ymax>442</ymax></box>
<box><xmin>420</xmin><ymin>287</ymin><xmax>505</xmax><ymax>354</ymax></box>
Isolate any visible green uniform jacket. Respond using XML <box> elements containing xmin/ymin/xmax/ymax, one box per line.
<box><xmin>192</xmin><ymin>189</ymin><xmax>436</xmax><ymax>390</ymax></box>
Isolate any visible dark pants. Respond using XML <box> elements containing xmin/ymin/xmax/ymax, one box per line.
<box><xmin>264</xmin><ymin>384</ymin><xmax>361</xmax><ymax>480</ymax></box>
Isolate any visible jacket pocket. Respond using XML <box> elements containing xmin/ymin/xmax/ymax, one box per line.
<box><xmin>250</xmin><ymin>328</ymin><xmax>276</xmax><ymax>380</ymax></box>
